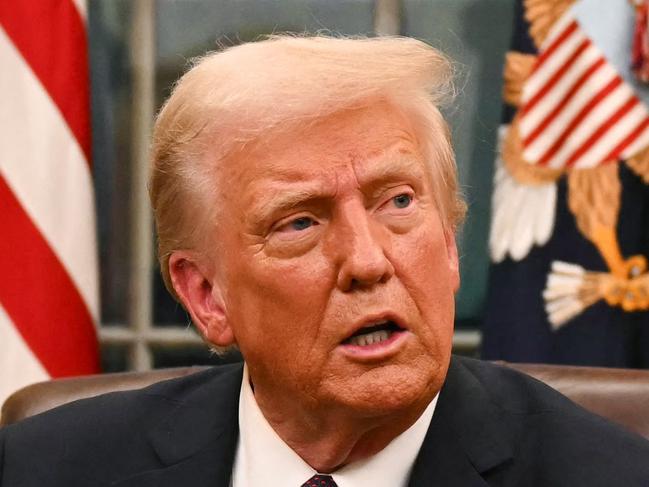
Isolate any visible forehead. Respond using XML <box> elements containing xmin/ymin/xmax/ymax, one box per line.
<box><xmin>222</xmin><ymin>101</ymin><xmax>428</xmax><ymax>195</ymax></box>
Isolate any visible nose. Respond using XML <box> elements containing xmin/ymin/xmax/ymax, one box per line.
<box><xmin>333</xmin><ymin>202</ymin><xmax>395</xmax><ymax>292</ymax></box>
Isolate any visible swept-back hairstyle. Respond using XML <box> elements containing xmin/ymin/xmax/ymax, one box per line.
<box><xmin>150</xmin><ymin>35</ymin><xmax>466</xmax><ymax>296</ymax></box>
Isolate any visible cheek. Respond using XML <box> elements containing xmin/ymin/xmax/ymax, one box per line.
<box><xmin>395</xmin><ymin>221</ymin><xmax>453</xmax><ymax>284</ymax></box>
<box><xmin>393</xmin><ymin>223</ymin><xmax>456</xmax><ymax>332</ymax></box>
<box><xmin>227</xmin><ymin>252</ymin><xmax>334</xmax><ymax>344</ymax></box>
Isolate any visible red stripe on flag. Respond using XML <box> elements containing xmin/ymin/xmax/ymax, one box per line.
<box><xmin>601</xmin><ymin>117</ymin><xmax>649</xmax><ymax>164</ymax></box>
<box><xmin>537</xmin><ymin>76</ymin><xmax>623</xmax><ymax>166</ymax></box>
<box><xmin>521</xmin><ymin>39</ymin><xmax>591</xmax><ymax>117</ymax></box>
<box><xmin>565</xmin><ymin>96</ymin><xmax>639</xmax><ymax>168</ymax></box>
<box><xmin>0</xmin><ymin>176</ymin><xmax>99</xmax><ymax>377</ymax></box>
<box><xmin>0</xmin><ymin>0</ymin><xmax>91</xmax><ymax>163</ymax></box>
<box><xmin>523</xmin><ymin>58</ymin><xmax>605</xmax><ymax>146</ymax></box>
<box><xmin>534</xmin><ymin>20</ymin><xmax>579</xmax><ymax>70</ymax></box>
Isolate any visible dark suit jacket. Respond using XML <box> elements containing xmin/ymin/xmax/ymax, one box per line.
<box><xmin>1</xmin><ymin>356</ymin><xmax>649</xmax><ymax>486</ymax></box>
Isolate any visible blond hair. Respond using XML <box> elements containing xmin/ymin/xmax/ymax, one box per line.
<box><xmin>150</xmin><ymin>35</ymin><xmax>466</xmax><ymax>296</ymax></box>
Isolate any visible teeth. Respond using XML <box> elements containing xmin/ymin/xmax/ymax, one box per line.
<box><xmin>348</xmin><ymin>330</ymin><xmax>391</xmax><ymax>347</ymax></box>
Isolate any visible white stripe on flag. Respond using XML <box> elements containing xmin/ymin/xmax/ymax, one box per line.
<box><xmin>573</xmin><ymin>103</ymin><xmax>649</xmax><ymax>168</ymax></box>
<box><xmin>0</xmin><ymin>26</ymin><xmax>98</xmax><ymax>321</ymax></box>
<box><xmin>0</xmin><ymin>303</ymin><xmax>49</xmax><ymax>408</ymax></box>
<box><xmin>522</xmin><ymin>26</ymin><xmax>585</xmax><ymax>103</ymax></box>
<box><xmin>544</xmin><ymin>83</ymin><xmax>630</xmax><ymax>168</ymax></box>
<box><xmin>72</xmin><ymin>0</ymin><xmax>87</xmax><ymax>20</ymax></box>
<box><xmin>622</xmin><ymin>122</ymin><xmax>649</xmax><ymax>159</ymax></box>
<box><xmin>521</xmin><ymin>63</ymin><xmax>619</xmax><ymax>160</ymax></box>
<box><xmin>520</xmin><ymin>44</ymin><xmax>601</xmax><ymax>130</ymax></box>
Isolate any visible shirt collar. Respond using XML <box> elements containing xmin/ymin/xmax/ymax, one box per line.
<box><xmin>232</xmin><ymin>363</ymin><xmax>437</xmax><ymax>487</ymax></box>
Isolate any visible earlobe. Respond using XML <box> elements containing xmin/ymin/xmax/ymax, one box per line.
<box><xmin>168</xmin><ymin>252</ymin><xmax>236</xmax><ymax>347</ymax></box>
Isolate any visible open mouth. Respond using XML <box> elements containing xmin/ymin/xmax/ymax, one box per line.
<box><xmin>342</xmin><ymin>320</ymin><xmax>404</xmax><ymax>347</ymax></box>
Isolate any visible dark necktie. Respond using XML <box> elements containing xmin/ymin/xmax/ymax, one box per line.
<box><xmin>301</xmin><ymin>474</ymin><xmax>339</xmax><ymax>487</ymax></box>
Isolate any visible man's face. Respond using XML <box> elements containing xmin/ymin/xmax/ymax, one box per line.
<box><xmin>209</xmin><ymin>101</ymin><xmax>459</xmax><ymax>417</ymax></box>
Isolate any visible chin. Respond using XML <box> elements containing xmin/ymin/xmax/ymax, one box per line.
<box><xmin>326</xmin><ymin>363</ymin><xmax>443</xmax><ymax>417</ymax></box>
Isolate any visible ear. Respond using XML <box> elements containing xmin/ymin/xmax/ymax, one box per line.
<box><xmin>168</xmin><ymin>251</ymin><xmax>235</xmax><ymax>348</ymax></box>
<box><xmin>444</xmin><ymin>230</ymin><xmax>460</xmax><ymax>293</ymax></box>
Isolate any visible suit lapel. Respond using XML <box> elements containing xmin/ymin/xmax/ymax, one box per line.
<box><xmin>408</xmin><ymin>357</ymin><xmax>513</xmax><ymax>486</ymax></box>
<box><xmin>111</xmin><ymin>357</ymin><xmax>513</xmax><ymax>486</ymax></box>
<box><xmin>112</xmin><ymin>364</ymin><xmax>243</xmax><ymax>487</ymax></box>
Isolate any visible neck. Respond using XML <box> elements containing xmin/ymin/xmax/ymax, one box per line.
<box><xmin>253</xmin><ymin>386</ymin><xmax>433</xmax><ymax>473</ymax></box>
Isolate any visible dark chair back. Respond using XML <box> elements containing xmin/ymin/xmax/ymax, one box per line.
<box><xmin>2</xmin><ymin>362</ymin><xmax>649</xmax><ymax>441</ymax></box>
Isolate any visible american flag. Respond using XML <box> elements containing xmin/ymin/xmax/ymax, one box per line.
<box><xmin>519</xmin><ymin>11</ymin><xmax>649</xmax><ymax>170</ymax></box>
<box><xmin>0</xmin><ymin>0</ymin><xmax>99</xmax><ymax>405</ymax></box>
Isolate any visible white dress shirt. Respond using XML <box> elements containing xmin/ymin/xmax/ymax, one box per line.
<box><xmin>232</xmin><ymin>364</ymin><xmax>437</xmax><ymax>487</ymax></box>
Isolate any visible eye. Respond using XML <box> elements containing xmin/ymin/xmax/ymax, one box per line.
<box><xmin>290</xmin><ymin>217</ymin><xmax>315</xmax><ymax>231</ymax></box>
<box><xmin>276</xmin><ymin>216</ymin><xmax>318</xmax><ymax>233</ymax></box>
<box><xmin>392</xmin><ymin>193</ymin><xmax>413</xmax><ymax>209</ymax></box>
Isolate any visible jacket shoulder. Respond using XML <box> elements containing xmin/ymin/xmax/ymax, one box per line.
<box><xmin>0</xmin><ymin>363</ymin><xmax>243</xmax><ymax>486</ymax></box>
<box><xmin>451</xmin><ymin>356</ymin><xmax>649</xmax><ymax>485</ymax></box>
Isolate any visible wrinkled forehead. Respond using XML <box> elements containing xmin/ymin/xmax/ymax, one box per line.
<box><xmin>215</xmin><ymin>100</ymin><xmax>430</xmax><ymax>191</ymax></box>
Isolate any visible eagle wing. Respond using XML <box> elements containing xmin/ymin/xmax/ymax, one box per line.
<box><xmin>524</xmin><ymin>0</ymin><xmax>578</xmax><ymax>48</ymax></box>
<box><xmin>567</xmin><ymin>164</ymin><xmax>620</xmax><ymax>243</ymax></box>
<box><xmin>627</xmin><ymin>146</ymin><xmax>649</xmax><ymax>184</ymax></box>
<box><xmin>503</xmin><ymin>51</ymin><xmax>537</xmax><ymax>107</ymax></box>
<box><xmin>489</xmin><ymin>122</ymin><xmax>562</xmax><ymax>262</ymax></box>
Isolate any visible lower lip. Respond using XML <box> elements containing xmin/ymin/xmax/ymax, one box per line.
<box><xmin>338</xmin><ymin>330</ymin><xmax>409</xmax><ymax>361</ymax></box>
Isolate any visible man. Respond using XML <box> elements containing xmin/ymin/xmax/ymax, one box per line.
<box><xmin>1</xmin><ymin>35</ymin><xmax>649</xmax><ymax>486</ymax></box>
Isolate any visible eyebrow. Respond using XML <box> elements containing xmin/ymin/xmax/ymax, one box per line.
<box><xmin>359</xmin><ymin>151</ymin><xmax>428</xmax><ymax>197</ymax></box>
<box><xmin>246</xmin><ymin>183</ymin><xmax>333</xmax><ymax>229</ymax></box>
<box><xmin>245</xmin><ymin>150</ymin><xmax>427</xmax><ymax>228</ymax></box>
